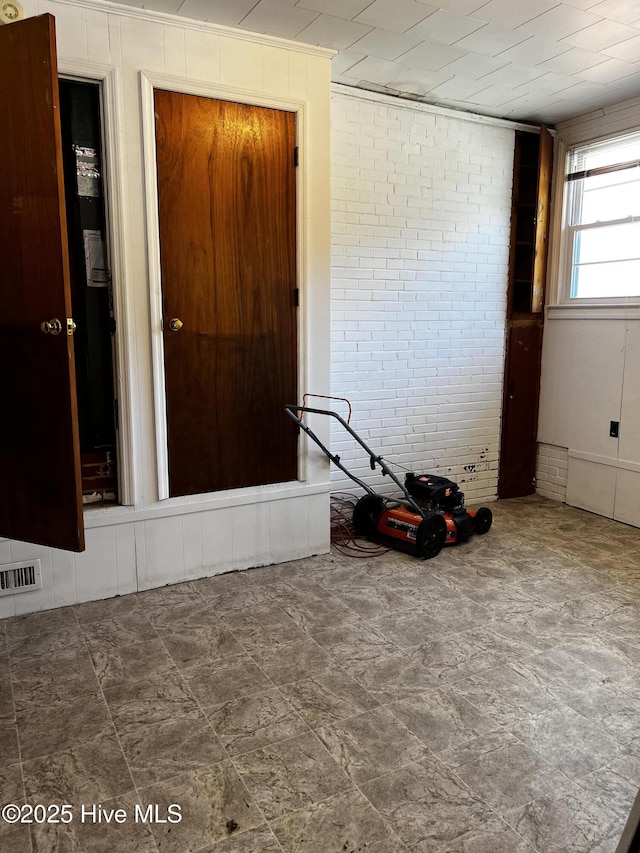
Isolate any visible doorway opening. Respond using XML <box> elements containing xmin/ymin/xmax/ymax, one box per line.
<box><xmin>59</xmin><ymin>78</ymin><xmax>119</xmax><ymax>507</ymax></box>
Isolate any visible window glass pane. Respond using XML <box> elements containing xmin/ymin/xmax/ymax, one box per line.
<box><xmin>577</xmin><ymin>171</ymin><xmax>640</xmax><ymax>224</ymax></box>
<box><xmin>572</xmin><ymin>258</ymin><xmax>640</xmax><ymax>298</ymax></box>
<box><xmin>574</xmin><ymin>222</ymin><xmax>640</xmax><ymax>264</ymax></box>
<box><xmin>569</xmin><ymin>132</ymin><xmax>640</xmax><ymax>173</ymax></box>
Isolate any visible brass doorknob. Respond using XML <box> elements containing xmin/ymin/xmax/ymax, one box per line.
<box><xmin>40</xmin><ymin>318</ymin><xmax>63</xmax><ymax>335</ymax></box>
<box><xmin>168</xmin><ymin>318</ymin><xmax>183</xmax><ymax>332</ymax></box>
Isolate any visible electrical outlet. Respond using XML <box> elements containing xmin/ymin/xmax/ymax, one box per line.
<box><xmin>610</xmin><ymin>421</ymin><xmax>619</xmax><ymax>438</ymax></box>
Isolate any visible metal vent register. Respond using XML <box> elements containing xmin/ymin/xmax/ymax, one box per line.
<box><xmin>0</xmin><ymin>560</ymin><xmax>42</xmax><ymax>596</ymax></box>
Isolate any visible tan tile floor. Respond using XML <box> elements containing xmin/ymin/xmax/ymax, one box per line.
<box><xmin>1</xmin><ymin>495</ymin><xmax>640</xmax><ymax>852</ymax></box>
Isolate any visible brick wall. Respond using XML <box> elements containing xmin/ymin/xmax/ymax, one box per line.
<box><xmin>536</xmin><ymin>443</ymin><xmax>569</xmax><ymax>503</ymax></box>
<box><xmin>329</xmin><ymin>88</ymin><xmax>514</xmax><ymax>505</ymax></box>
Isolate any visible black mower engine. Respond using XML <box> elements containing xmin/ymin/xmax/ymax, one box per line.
<box><xmin>405</xmin><ymin>473</ymin><xmax>465</xmax><ymax>512</ymax></box>
<box><xmin>404</xmin><ymin>472</ymin><xmax>482</xmax><ymax>544</ymax></box>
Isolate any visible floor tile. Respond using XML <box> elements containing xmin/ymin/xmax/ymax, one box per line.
<box><xmin>103</xmin><ymin>669</ymin><xmax>201</xmax><ymax>730</ymax></box>
<box><xmin>206</xmin><ymin>688</ymin><xmax>308</xmax><ymax>756</ymax></box>
<box><xmin>317</xmin><ymin>706</ymin><xmax>430</xmax><ymax>785</ymax></box>
<box><xmin>279</xmin><ymin>663</ymin><xmax>379</xmax><ymax>728</ymax></box>
<box><xmin>450</xmin><ymin>664</ymin><xmax>563</xmax><ymax>728</ymax></box>
<box><xmin>248</xmin><ymin>636</ymin><xmax>332</xmax><ymax>685</ymax></box>
<box><xmin>139</xmin><ymin>761</ymin><xmax>263</xmax><ymax>852</ymax></box>
<box><xmin>80</xmin><ymin>609</ymin><xmax>157</xmax><ymax>650</ymax></box>
<box><xmin>16</xmin><ymin>691</ymin><xmax>111</xmax><ymax>762</ymax></box>
<box><xmin>11</xmin><ymin>647</ymin><xmax>100</xmax><ymax>707</ymax></box>
<box><xmin>0</xmin><ymin>718</ymin><xmax>19</xmax><ymax>766</ymax></box>
<box><xmin>360</xmin><ymin>756</ymin><xmax>521</xmax><ymax>851</ymax></box>
<box><xmin>22</xmin><ymin>727</ymin><xmax>134</xmax><ymax>805</ymax></box>
<box><xmin>509</xmin><ymin>648</ymin><xmax>613</xmax><ymax>702</ymax></box>
<box><xmin>89</xmin><ymin>637</ymin><xmax>176</xmax><ymax>688</ymax></box>
<box><xmin>266</xmin><ymin>578</ymin><xmax>360</xmax><ymax>630</ymax></box>
<box><xmin>157</xmin><ymin>623</ymin><xmax>246</xmax><ymax>671</ymax></box>
<box><xmin>196</xmin><ymin>824</ymin><xmax>282</xmax><ymax>852</ymax></box>
<box><xmin>271</xmin><ymin>788</ymin><xmax>408</xmax><ymax>853</ymax></box>
<box><xmin>233</xmin><ymin>731</ymin><xmax>352</xmax><ymax>820</ymax></box>
<box><xmin>342</xmin><ymin>649</ymin><xmax>440</xmax><ymax>703</ymax></box>
<box><xmin>221</xmin><ymin>604</ymin><xmax>309</xmax><ymax>655</ymax></box>
<box><xmin>389</xmin><ymin>688</ymin><xmax>498</xmax><ymax>754</ymax></box>
<box><xmin>117</xmin><ymin>715</ymin><xmax>226</xmax><ymax>787</ymax></box>
<box><xmin>505</xmin><ymin>781</ymin><xmax>625</xmax><ymax>853</ymax></box>
<box><xmin>368</xmin><ymin>609</ymin><xmax>452</xmax><ymax>646</ymax></box>
<box><xmin>5</xmin><ymin>606</ymin><xmax>78</xmax><ymax>640</ymax></box>
<box><xmin>310</xmin><ymin>622</ymin><xmax>398</xmax><ymax>667</ymax></box>
<box><xmin>7</xmin><ymin>625</ymin><xmax>86</xmax><ymax>660</ymax></box>
<box><xmin>506</xmin><ymin>704</ymin><xmax>624</xmax><ymax>779</ymax></box>
<box><xmin>182</xmin><ymin>654</ymin><xmax>274</xmax><ymax>708</ymax></box>
<box><xmin>74</xmin><ymin>593</ymin><xmax>142</xmax><ymax>624</ymax></box>
<box><xmin>439</xmin><ymin>728</ymin><xmax>567</xmax><ymax>812</ymax></box>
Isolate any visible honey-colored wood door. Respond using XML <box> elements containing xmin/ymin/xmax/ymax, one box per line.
<box><xmin>0</xmin><ymin>15</ymin><xmax>84</xmax><ymax>551</ymax></box>
<box><xmin>154</xmin><ymin>91</ymin><xmax>298</xmax><ymax>497</ymax></box>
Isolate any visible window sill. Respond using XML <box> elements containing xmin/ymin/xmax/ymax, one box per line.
<box><xmin>547</xmin><ymin>302</ymin><xmax>640</xmax><ymax>320</ymax></box>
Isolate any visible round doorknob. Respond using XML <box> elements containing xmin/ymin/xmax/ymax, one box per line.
<box><xmin>168</xmin><ymin>318</ymin><xmax>183</xmax><ymax>332</ymax></box>
<box><xmin>40</xmin><ymin>318</ymin><xmax>63</xmax><ymax>335</ymax></box>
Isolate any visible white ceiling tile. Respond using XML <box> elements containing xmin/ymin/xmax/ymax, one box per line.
<box><xmin>588</xmin><ymin>0</ymin><xmax>640</xmax><ymax>24</ymax></box>
<box><xmin>397</xmin><ymin>38</ymin><xmax>466</xmax><ymax>70</ymax></box>
<box><xmin>528</xmin><ymin>70</ymin><xmax>584</xmax><ymax>94</ymax></box>
<box><xmin>428</xmin><ymin>74</ymin><xmax>489</xmax><ymax>98</ymax></box>
<box><xmin>476</xmin><ymin>62</ymin><xmax>547</xmax><ymax>87</ymax></box>
<box><xmin>385</xmin><ymin>65</ymin><xmax>455</xmax><ymax>94</ymax></box>
<box><xmin>468</xmin><ymin>85</ymin><xmax>529</xmax><ymax>106</ymax></box>
<box><xmin>579</xmin><ymin>55</ymin><xmax>639</xmax><ymax>81</ymax></box>
<box><xmin>602</xmin><ymin>32</ymin><xmax>640</xmax><ymax>60</ymax></box>
<box><xmin>406</xmin><ymin>9</ymin><xmax>486</xmax><ymax>44</ymax></box>
<box><xmin>297</xmin><ymin>14</ymin><xmax>373</xmax><ymax>49</ymax></box>
<box><xmin>346</xmin><ymin>54</ymin><xmax>410</xmax><ymax>84</ymax></box>
<box><xmin>177</xmin><ymin>0</ymin><xmax>257</xmax><ymax>26</ymax></box>
<box><xmin>554</xmin><ymin>0</ymin><xmax>602</xmax><ymax>8</ymax></box>
<box><xmin>239</xmin><ymin>0</ymin><xmax>319</xmax><ymax>37</ymax></box>
<box><xmin>428</xmin><ymin>0</ymin><xmax>489</xmax><ymax>14</ymax></box>
<box><xmin>348</xmin><ymin>27</ymin><xmax>425</xmax><ymax>60</ymax></box>
<box><xmin>562</xmin><ymin>18</ymin><xmax>640</xmax><ymax>50</ymax></box>
<box><xmin>442</xmin><ymin>51</ymin><xmax>508</xmax><ymax>77</ymax></box>
<box><xmin>296</xmin><ymin>0</ymin><xmax>375</xmax><ymax>18</ymax></box>
<box><xmin>354</xmin><ymin>0</ymin><xmax>437</xmax><ymax>33</ymax></box>
<box><xmin>330</xmin><ymin>47</ymin><xmax>368</xmax><ymax>74</ymax></box>
<box><xmin>469</xmin><ymin>0</ymin><xmax>558</xmax><ymax>29</ymax></box>
<box><xmin>538</xmin><ymin>46</ymin><xmax>609</xmax><ymax>74</ymax></box>
<box><xmin>452</xmin><ymin>23</ymin><xmax>532</xmax><ymax>55</ymax></box>
<box><xmin>516</xmin><ymin>5</ymin><xmax>603</xmax><ymax>39</ymax></box>
<box><xmin>497</xmin><ymin>34</ymin><xmax>572</xmax><ymax>65</ymax></box>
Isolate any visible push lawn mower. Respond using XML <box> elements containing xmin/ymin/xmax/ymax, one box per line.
<box><xmin>285</xmin><ymin>404</ymin><xmax>492</xmax><ymax>560</ymax></box>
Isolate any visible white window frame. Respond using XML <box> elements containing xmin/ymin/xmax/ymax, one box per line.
<box><xmin>556</xmin><ymin>130</ymin><xmax>640</xmax><ymax>312</ymax></box>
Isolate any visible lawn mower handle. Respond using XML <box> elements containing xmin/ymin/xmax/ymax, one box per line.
<box><xmin>284</xmin><ymin>404</ymin><xmax>424</xmax><ymax>516</ymax></box>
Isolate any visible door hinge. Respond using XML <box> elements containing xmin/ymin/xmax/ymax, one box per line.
<box><xmin>113</xmin><ymin>397</ymin><xmax>119</xmax><ymax>429</ymax></box>
<box><xmin>294</xmin><ymin>146</ymin><xmax>299</xmax><ymax>168</ymax></box>
<box><xmin>294</xmin><ymin>288</ymin><xmax>300</xmax><ymax>307</ymax></box>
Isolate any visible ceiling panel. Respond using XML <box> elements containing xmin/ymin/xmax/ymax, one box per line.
<box><xmin>113</xmin><ymin>0</ymin><xmax>640</xmax><ymax>123</ymax></box>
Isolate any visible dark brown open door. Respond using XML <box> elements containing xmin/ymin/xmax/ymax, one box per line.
<box><xmin>498</xmin><ymin>127</ymin><xmax>553</xmax><ymax>499</ymax></box>
<box><xmin>154</xmin><ymin>91</ymin><xmax>298</xmax><ymax>497</ymax></box>
<box><xmin>0</xmin><ymin>15</ymin><xmax>84</xmax><ymax>551</ymax></box>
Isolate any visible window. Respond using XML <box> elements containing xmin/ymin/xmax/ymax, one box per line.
<box><xmin>564</xmin><ymin>131</ymin><xmax>640</xmax><ymax>300</ymax></box>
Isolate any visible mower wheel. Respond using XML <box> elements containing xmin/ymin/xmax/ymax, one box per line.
<box><xmin>473</xmin><ymin>507</ymin><xmax>493</xmax><ymax>535</ymax></box>
<box><xmin>416</xmin><ymin>512</ymin><xmax>447</xmax><ymax>560</ymax></box>
<box><xmin>352</xmin><ymin>495</ymin><xmax>385</xmax><ymax>538</ymax></box>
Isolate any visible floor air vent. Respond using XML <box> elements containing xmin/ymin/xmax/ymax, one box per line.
<box><xmin>0</xmin><ymin>560</ymin><xmax>42</xmax><ymax>596</ymax></box>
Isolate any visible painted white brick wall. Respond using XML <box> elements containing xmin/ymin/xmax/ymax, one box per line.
<box><xmin>329</xmin><ymin>88</ymin><xmax>514</xmax><ymax>505</ymax></box>
<box><xmin>536</xmin><ymin>443</ymin><xmax>569</xmax><ymax>503</ymax></box>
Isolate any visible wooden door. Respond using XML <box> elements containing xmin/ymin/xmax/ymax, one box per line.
<box><xmin>498</xmin><ymin>128</ymin><xmax>553</xmax><ymax>499</ymax></box>
<box><xmin>0</xmin><ymin>15</ymin><xmax>84</xmax><ymax>551</ymax></box>
<box><xmin>154</xmin><ymin>91</ymin><xmax>298</xmax><ymax>497</ymax></box>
